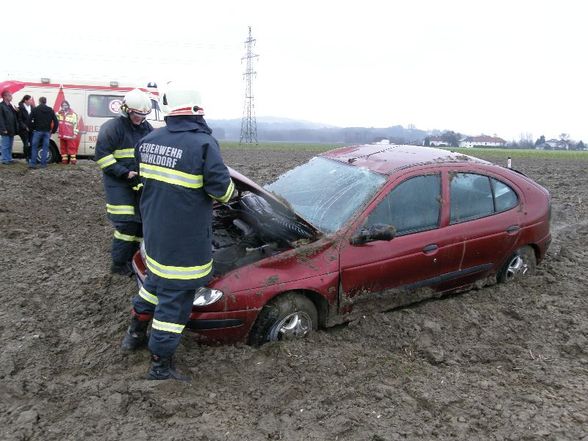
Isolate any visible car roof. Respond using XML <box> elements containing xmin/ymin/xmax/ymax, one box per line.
<box><xmin>321</xmin><ymin>144</ymin><xmax>490</xmax><ymax>175</ymax></box>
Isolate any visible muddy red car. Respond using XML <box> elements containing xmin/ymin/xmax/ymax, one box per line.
<box><xmin>132</xmin><ymin>144</ymin><xmax>551</xmax><ymax>345</ymax></box>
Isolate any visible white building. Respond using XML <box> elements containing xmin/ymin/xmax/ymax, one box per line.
<box><xmin>459</xmin><ymin>135</ymin><xmax>507</xmax><ymax>148</ymax></box>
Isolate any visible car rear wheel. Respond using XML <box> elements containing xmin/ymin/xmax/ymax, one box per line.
<box><xmin>498</xmin><ymin>246</ymin><xmax>536</xmax><ymax>283</ymax></box>
<box><xmin>249</xmin><ymin>293</ymin><xmax>318</xmax><ymax>346</ymax></box>
<box><xmin>48</xmin><ymin>140</ymin><xmax>60</xmax><ymax>163</ymax></box>
<box><xmin>33</xmin><ymin>140</ymin><xmax>60</xmax><ymax>163</ymax></box>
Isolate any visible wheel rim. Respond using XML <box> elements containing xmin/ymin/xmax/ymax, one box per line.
<box><xmin>268</xmin><ymin>311</ymin><xmax>313</xmax><ymax>341</ymax></box>
<box><xmin>505</xmin><ymin>255</ymin><xmax>528</xmax><ymax>281</ymax></box>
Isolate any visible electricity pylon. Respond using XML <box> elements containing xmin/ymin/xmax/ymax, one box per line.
<box><xmin>239</xmin><ymin>26</ymin><xmax>259</xmax><ymax>145</ymax></box>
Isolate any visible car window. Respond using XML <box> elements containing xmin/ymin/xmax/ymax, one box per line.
<box><xmin>88</xmin><ymin>94</ymin><xmax>124</xmax><ymax>118</ymax></box>
<box><xmin>492</xmin><ymin>178</ymin><xmax>518</xmax><ymax>212</ymax></box>
<box><xmin>365</xmin><ymin>174</ymin><xmax>441</xmax><ymax>236</ymax></box>
<box><xmin>450</xmin><ymin>173</ymin><xmax>494</xmax><ymax>223</ymax></box>
<box><xmin>266</xmin><ymin>157</ymin><xmax>387</xmax><ymax>234</ymax></box>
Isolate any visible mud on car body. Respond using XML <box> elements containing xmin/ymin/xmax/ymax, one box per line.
<box><xmin>132</xmin><ymin>144</ymin><xmax>552</xmax><ymax>345</ymax></box>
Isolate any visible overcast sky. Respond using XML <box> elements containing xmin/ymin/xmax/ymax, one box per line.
<box><xmin>3</xmin><ymin>0</ymin><xmax>587</xmax><ymax>141</ymax></box>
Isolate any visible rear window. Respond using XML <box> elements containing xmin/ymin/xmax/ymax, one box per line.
<box><xmin>450</xmin><ymin>173</ymin><xmax>519</xmax><ymax>224</ymax></box>
<box><xmin>88</xmin><ymin>95</ymin><xmax>124</xmax><ymax>117</ymax></box>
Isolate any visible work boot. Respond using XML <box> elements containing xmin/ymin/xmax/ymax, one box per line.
<box><xmin>111</xmin><ymin>261</ymin><xmax>134</xmax><ymax>277</ymax></box>
<box><xmin>121</xmin><ymin>317</ymin><xmax>149</xmax><ymax>351</ymax></box>
<box><xmin>147</xmin><ymin>354</ymin><xmax>191</xmax><ymax>382</ymax></box>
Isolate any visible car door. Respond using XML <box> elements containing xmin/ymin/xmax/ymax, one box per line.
<box><xmin>447</xmin><ymin>171</ymin><xmax>521</xmax><ymax>283</ymax></box>
<box><xmin>339</xmin><ymin>171</ymin><xmax>465</xmax><ymax>312</ymax></box>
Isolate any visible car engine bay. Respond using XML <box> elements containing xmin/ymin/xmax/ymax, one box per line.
<box><xmin>212</xmin><ymin>193</ymin><xmax>316</xmax><ymax>275</ymax></box>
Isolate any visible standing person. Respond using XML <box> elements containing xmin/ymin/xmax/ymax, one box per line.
<box><xmin>95</xmin><ymin>89</ymin><xmax>153</xmax><ymax>276</ymax></box>
<box><xmin>0</xmin><ymin>89</ymin><xmax>19</xmax><ymax>165</ymax></box>
<box><xmin>56</xmin><ymin>100</ymin><xmax>79</xmax><ymax>164</ymax></box>
<box><xmin>17</xmin><ymin>95</ymin><xmax>33</xmax><ymax>163</ymax></box>
<box><xmin>120</xmin><ymin>83</ymin><xmax>234</xmax><ymax>381</ymax></box>
<box><xmin>28</xmin><ymin>97</ymin><xmax>59</xmax><ymax>168</ymax></box>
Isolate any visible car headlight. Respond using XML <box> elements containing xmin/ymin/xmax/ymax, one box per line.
<box><xmin>193</xmin><ymin>287</ymin><xmax>224</xmax><ymax>306</ymax></box>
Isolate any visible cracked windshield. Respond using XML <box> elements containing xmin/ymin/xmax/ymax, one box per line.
<box><xmin>266</xmin><ymin>157</ymin><xmax>387</xmax><ymax>233</ymax></box>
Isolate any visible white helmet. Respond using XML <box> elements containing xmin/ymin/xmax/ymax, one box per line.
<box><xmin>121</xmin><ymin>88</ymin><xmax>152</xmax><ymax>117</ymax></box>
<box><xmin>161</xmin><ymin>81</ymin><xmax>205</xmax><ymax>117</ymax></box>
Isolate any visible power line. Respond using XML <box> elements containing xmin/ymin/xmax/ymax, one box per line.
<box><xmin>239</xmin><ymin>26</ymin><xmax>259</xmax><ymax>145</ymax></box>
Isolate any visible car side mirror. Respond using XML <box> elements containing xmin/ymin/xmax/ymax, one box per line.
<box><xmin>350</xmin><ymin>224</ymin><xmax>396</xmax><ymax>245</ymax></box>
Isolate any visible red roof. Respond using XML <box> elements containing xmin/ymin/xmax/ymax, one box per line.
<box><xmin>322</xmin><ymin>144</ymin><xmax>487</xmax><ymax>175</ymax></box>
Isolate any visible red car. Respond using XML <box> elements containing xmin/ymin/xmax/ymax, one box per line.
<box><xmin>132</xmin><ymin>144</ymin><xmax>551</xmax><ymax>345</ymax></box>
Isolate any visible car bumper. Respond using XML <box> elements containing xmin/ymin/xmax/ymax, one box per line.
<box><xmin>131</xmin><ymin>251</ymin><xmax>258</xmax><ymax>344</ymax></box>
<box><xmin>186</xmin><ymin>309</ymin><xmax>259</xmax><ymax>345</ymax></box>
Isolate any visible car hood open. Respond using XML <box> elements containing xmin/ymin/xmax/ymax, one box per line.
<box><xmin>228</xmin><ymin>167</ymin><xmax>320</xmax><ymax>235</ymax></box>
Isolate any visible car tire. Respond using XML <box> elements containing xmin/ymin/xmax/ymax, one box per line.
<box><xmin>498</xmin><ymin>246</ymin><xmax>536</xmax><ymax>284</ymax></box>
<box><xmin>249</xmin><ymin>292</ymin><xmax>318</xmax><ymax>346</ymax></box>
<box><xmin>48</xmin><ymin>140</ymin><xmax>60</xmax><ymax>163</ymax></box>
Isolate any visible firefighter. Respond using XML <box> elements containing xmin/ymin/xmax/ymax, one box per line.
<box><xmin>95</xmin><ymin>89</ymin><xmax>153</xmax><ymax>275</ymax></box>
<box><xmin>121</xmin><ymin>82</ymin><xmax>234</xmax><ymax>381</ymax></box>
<box><xmin>56</xmin><ymin>100</ymin><xmax>79</xmax><ymax>164</ymax></box>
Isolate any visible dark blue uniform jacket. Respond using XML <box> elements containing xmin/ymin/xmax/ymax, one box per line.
<box><xmin>95</xmin><ymin>116</ymin><xmax>153</xmax><ymax>222</ymax></box>
<box><xmin>136</xmin><ymin>115</ymin><xmax>234</xmax><ymax>289</ymax></box>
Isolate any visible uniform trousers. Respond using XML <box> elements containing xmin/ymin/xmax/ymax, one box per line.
<box><xmin>111</xmin><ymin>220</ymin><xmax>142</xmax><ymax>266</ymax></box>
<box><xmin>132</xmin><ymin>275</ymin><xmax>196</xmax><ymax>357</ymax></box>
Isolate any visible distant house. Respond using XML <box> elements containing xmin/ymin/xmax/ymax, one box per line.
<box><xmin>535</xmin><ymin>139</ymin><xmax>569</xmax><ymax>150</ymax></box>
<box><xmin>428</xmin><ymin>136</ymin><xmax>450</xmax><ymax>147</ymax></box>
<box><xmin>459</xmin><ymin>135</ymin><xmax>507</xmax><ymax>148</ymax></box>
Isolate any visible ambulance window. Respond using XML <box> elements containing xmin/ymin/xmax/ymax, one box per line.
<box><xmin>88</xmin><ymin>95</ymin><xmax>124</xmax><ymax>118</ymax></box>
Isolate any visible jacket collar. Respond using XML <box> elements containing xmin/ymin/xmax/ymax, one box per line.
<box><xmin>165</xmin><ymin>115</ymin><xmax>212</xmax><ymax>134</ymax></box>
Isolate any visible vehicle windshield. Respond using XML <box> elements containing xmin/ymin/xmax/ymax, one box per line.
<box><xmin>265</xmin><ymin>157</ymin><xmax>387</xmax><ymax>234</ymax></box>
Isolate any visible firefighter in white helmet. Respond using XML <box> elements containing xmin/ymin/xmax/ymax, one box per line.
<box><xmin>95</xmin><ymin>88</ymin><xmax>153</xmax><ymax>275</ymax></box>
<box><xmin>121</xmin><ymin>82</ymin><xmax>234</xmax><ymax>381</ymax></box>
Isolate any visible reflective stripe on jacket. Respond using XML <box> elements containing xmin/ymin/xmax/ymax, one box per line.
<box><xmin>136</xmin><ymin>115</ymin><xmax>233</xmax><ymax>289</ymax></box>
<box><xmin>95</xmin><ymin>116</ymin><xmax>153</xmax><ymax>222</ymax></box>
<box><xmin>56</xmin><ymin>110</ymin><xmax>79</xmax><ymax>139</ymax></box>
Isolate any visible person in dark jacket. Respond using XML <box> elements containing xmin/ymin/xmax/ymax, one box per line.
<box><xmin>0</xmin><ymin>89</ymin><xmax>19</xmax><ymax>165</ymax></box>
<box><xmin>28</xmin><ymin>97</ymin><xmax>59</xmax><ymax>168</ymax></box>
<box><xmin>95</xmin><ymin>89</ymin><xmax>153</xmax><ymax>275</ymax></box>
<box><xmin>18</xmin><ymin>95</ymin><xmax>33</xmax><ymax>162</ymax></box>
<box><xmin>120</xmin><ymin>82</ymin><xmax>234</xmax><ymax>381</ymax></box>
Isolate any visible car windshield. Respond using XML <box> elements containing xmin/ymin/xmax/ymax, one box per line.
<box><xmin>265</xmin><ymin>157</ymin><xmax>387</xmax><ymax>234</ymax></box>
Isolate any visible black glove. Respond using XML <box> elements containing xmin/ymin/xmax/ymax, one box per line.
<box><xmin>128</xmin><ymin>175</ymin><xmax>142</xmax><ymax>189</ymax></box>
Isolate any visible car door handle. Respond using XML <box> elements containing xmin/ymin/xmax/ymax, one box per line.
<box><xmin>422</xmin><ymin>244</ymin><xmax>438</xmax><ymax>254</ymax></box>
<box><xmin>506</xmin><ymin>225</ymin><xmax>520</xmax><ymax>234</ymax></box>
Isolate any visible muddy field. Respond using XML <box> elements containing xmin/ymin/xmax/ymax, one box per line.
<box><xmin>0</xmin><ymin>148</ymin><xmax>586</xmax><ymax>441</ymax></box>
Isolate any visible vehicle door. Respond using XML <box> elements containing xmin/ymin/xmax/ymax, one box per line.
<box><xmin>339</xmin><ymin>171</ymin><xmax>465</xmax><ymax>311</ymax></box>
<box><xmin>447</xmin><ymin>171</ymin><xmax>522</xmax><ymax>284</ymax></box>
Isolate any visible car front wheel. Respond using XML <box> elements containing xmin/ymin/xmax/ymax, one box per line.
<box><xmin>498</xmin><ymin>246</ymin><xmax>537</xmax><ymax>283</ymax></box>
<box><xmin>249</xmin><ymin>293</ymin><xmax>318</xmax><ymax>346</ymax></box>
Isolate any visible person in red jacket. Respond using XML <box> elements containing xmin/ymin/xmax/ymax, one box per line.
<box><xmin>56</xmin><ymin>100</ymin><xmax>79</xmax><ymax>164</ymax></box>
